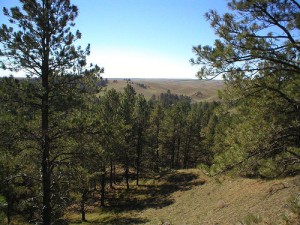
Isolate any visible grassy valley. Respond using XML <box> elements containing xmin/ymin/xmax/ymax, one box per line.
<box><xmin>103</xmin><ymin>79</ymin><xmax>224</xmax><ymax>102</ymax></box>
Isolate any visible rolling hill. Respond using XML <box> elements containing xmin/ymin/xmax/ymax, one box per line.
<box><xmin>102</xmin><ymin>79</ymin><xmax>224</xmax><ymax>102</ymax></box>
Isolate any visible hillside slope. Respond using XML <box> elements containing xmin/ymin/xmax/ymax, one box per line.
<box><xmin>140</xmin><ymin>171</ymin><xmax>300</xmax><ymax>224</ymax></box>
<box><xmin>103</xmin><ymin>79</ymin><xmax>223</xmax><ymax>102</ymax></box>
<box><xmin>67</xmin><ymin>170</ymin><xmax>300</xmax><ymax>225</ymax></box>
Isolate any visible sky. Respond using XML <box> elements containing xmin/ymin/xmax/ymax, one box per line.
<box><xmin>0</xmin><ymin>0</ymin><xmax>229</xmax><ymax>79</ymax></box>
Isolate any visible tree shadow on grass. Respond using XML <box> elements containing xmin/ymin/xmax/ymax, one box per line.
<box><xmin>103</xmin><ymin>216</ymin><xmax>149</xmax><ymax>225</ymax></box>
<box><xmin>70</xmin><ymin>216</ymin><xmax>149</xmax><ymax>225</ymax></box>
<box><xmin>67</xmin><ymin>171</ymin><xmax>206</xmax><ymax>224</ymax></box>
<box><xmin>105</xmin><ymin>171</ymin><xmax>206</xmax><ymax>213</ymax></box>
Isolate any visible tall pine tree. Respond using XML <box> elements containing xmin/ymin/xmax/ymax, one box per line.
<box><xmin>0</xmin><ymin>1</ymin><xmax>102</xmax><ymax>224</ymax></box>
<box><xmin>192</xmin><ymin>0</ymin><xmax>300</xmax><ymax>176</ymax></box>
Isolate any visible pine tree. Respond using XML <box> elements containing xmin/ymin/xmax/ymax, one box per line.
<box><xmin>147</xmin><ymin>102</ymin><xmax>164</xmax><ymax>172</ymax></box>
<box><xmin>133</xmin><ymin>94</ymin><xmax>150</xmax><ymax>185</ymax></box>
<box><xmin>0</xmin><ymin>1</ymin><xmax>102</xmax><ymax>223</ymax></box>
<box><xmin>120</xmin><ymin>84</ymin><xmax>137</xmax><ymax>189</ymax></box>
<box><xmin>192</xmin><ymin>0</ymin><xmax>300</xmax><ymax>176</ymax></box>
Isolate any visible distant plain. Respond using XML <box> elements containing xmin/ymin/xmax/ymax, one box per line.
<box><xmin>103</xmin><ymin>78</ymin><xmax>224</xmax><ymax>102</ymax></box>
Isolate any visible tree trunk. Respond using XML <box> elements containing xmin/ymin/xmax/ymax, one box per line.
<box><xmin>171</xmin><ymin>134</ymin><xmax>176</xmax><ymax>170</ymax></box>
<box><xmin>41</xmin><ymin>56</ymin><xmax>51</xmax><ymax>225</ymax></box>
<box><xmin>183</xmin><ymin>131</ymin><xmax>191</xmax><ymax>169</ymax></box>
<box><xmin>125</xmin><ymin>165</ymin><xmax>129</xmax><ymax>190</ymax></box>
<box><xmin>155</xmin><ymin>135</ymin><xmax>160</xmax><ymax>173</ymax></box>
<box><xmin>80</xmin><ymin>190</ymin><xmax>88</xmax><ymax>222</ymax></box>
<box><xmin>81</xmin><ymin>205</ymin><xmax>86</xmax><ymax>222</ymax></box>
<box><xmin>170</xmin><ymin>126</ymin><xmax>177</xmax><ymax>170</ymax></box>
<box><xmin>100</xmin><ymin>165</ymin><xmax>106</xmax><ymax>207</ymax></box>
<box><xmin>113</xmin><ymin>163</ymin><xmax>116</xmax><ymax>185</ymax></box>
<box><xmin>41</xmin><ymin>2</ymin><xmax>51</xmax><ymax>224</ymax></box>
<box><xmin>136</xmin><ymin>154</ymin><xmax>140</xmax><ymax>186</ymax></box>
<box><xmin>7</xmin><ymin>204</ymin><xmax>11</xmax><ymax>225</ymax></box>
<box><xmin>109</xmin><ymin>158</ymin><xmax>113</xmax><ymax>188</ymax></box>
<box><xmin>123</xmin><ymin>148</ymin><xmax>130</xmax><ymax>190</ymax></box>
<box><xmin>41</xmin><ymin>85</ymin><xmax>51</xmax><ymax>225</ymax></box>
<box><xmin>6</xmin><ymin>193</ymin><xmax>13</xmax><ymax>225</ymax></box>
<box><xmin>155</xmin><ymin>123</ymin><xmax>160</xmax><ymax>172</ymax></box>
<box><xmin>41</xmin><ymin>98</ymin><xmax>51</xmax><ymax>225</ymax></box>
<box><xmin>155</xmin><ymin>147</ymin><xmax>160</xmax><ymax>172</ymax></box>
<box><xmin>136</xmin><ymin>130</ymin><xmax>142</xmax><ymax>186</ymax></box>
<box><xmin>176</xmin><ymin>136</ymin><xmax>181</xmax><ymax>169</ymax></box>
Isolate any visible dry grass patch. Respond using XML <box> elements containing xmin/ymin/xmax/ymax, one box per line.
<box><xmin>65</xmin><ymin>169</ymin><xmax>207</xmax><ymax>224</ymax></box>
<box><xmin>65</xmin><ymin>170</ymin><xmax>300</xmax><ymax>224</ymax></box>
<box><xmin>103</xmin><ymin>79</ymin><xmax>223</xmax><ymax>102</ymax></box>
<box><xmin>140</xmin><ymin>175</ymin><xmax>300</xmax><ymax>225</ymax></box>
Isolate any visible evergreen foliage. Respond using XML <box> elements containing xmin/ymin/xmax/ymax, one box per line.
<box><xmin>0</xmin><ymin>0</ymin><xmax>102</xmax><ymax>224</ymax></box>
<box><xmin>192</xmin><ymin>0</ymin><xmax>300</xmax><ymax>177</ymax></box>
<box><xmin>1</xmin><ymin>0</ymin><xmax>299</xmax><ymax>223</ymax></box>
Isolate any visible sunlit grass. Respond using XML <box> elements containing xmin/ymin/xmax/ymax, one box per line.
<box><xmin>64</xmin><ymin>170</ymin><xmax>300</xmax><ymax>224</ymax></box>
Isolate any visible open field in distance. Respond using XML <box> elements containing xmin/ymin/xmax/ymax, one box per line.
<box><xmin>103</xmin><ymin>79</ymin><xmax>224</xmax><ymax>102</ymax></box>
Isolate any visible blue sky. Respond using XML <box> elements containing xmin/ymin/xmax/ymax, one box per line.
<box><xmin>0</xmin><ymin>0</ymin><xmax>228</xmax><ymax>79</ymax></box>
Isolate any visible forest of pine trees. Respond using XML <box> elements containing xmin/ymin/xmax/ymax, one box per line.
<box><xmin>0</xmin><ymin>0</ymin><xmax>299</xmax><ymax>224</ymax></box>
<box><xmin>0</xmin><ymin>77</ymin><xmax>219</xmax><ymax>223</ymax></box>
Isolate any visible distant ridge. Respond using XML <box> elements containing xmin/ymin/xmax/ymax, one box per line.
<box><xmin>104</xmin><ymin>78</ymin><xmax>223</xmax><ymax>102</ymax></box>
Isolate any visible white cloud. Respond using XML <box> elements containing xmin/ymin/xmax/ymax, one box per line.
<box><xmin>87</xmin><ymin>47</ymin><xmax>198</xmax><ymax>79</ymax></box>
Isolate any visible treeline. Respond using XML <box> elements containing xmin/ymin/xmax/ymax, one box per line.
<box><xmin>0</xmin><ymin>77</ymin><xmax>219</xmax><ymax>223</ymax></box>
